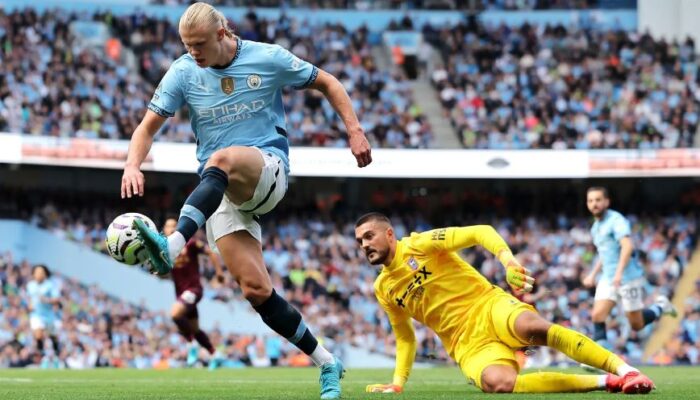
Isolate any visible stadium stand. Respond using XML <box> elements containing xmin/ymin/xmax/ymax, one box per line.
<box><xmin>427</xmin><ymin>20</ymin><xmax>700</xmax><ymax>149</ymax></box>
<box><xmin>0</xmin><ymin>8</ymin><xmax>433</xmax><ymax>148</ymax></box>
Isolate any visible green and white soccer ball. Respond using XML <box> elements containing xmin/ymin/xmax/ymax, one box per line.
<box><xmin>105</xmin><ymin>213</ymin><xmax>156</xmax><ymax>265</ymax></box>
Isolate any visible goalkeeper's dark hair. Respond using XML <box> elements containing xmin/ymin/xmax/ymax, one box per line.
<box><xmin>32</xmin><ymin>264</ymin><xmax>51</xmax><ymax>278</ymax></box>
<box><xmin>355</xmin><ymin>212</ymin><xmax>391</xmax><ymax>227</ymax></box>
<box><xmin>587</xmin><ymin>186</ymin><xmax>609</xmax><ymax>199</ymax></box>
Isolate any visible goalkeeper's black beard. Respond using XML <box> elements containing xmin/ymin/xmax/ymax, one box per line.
<box><xmin>368</xmin><ymin>249</ymin><xmax>389</xmax><ymax>265</ymax></box>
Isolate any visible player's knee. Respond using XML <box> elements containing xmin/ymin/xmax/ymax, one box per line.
<box><xmin>515</xmin><ymin>312</ymin><xmax>550</xmax><ymax>344</ymax></box>
<box><xmin>591</xmin><ymin>309</ymin><xmax>608</xmax><ymax>322</ymax></box>
<box><xmin>481</xmin><ymin>373</ymin><xmax>516</xmax><ymax>393</ymax></box>
<box><xmin>206</xmin><ymin>149</ymin><xmax>233</xmax><ymax>172</ymax></box>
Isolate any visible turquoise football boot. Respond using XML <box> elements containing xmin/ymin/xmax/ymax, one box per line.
<box><xmin>319</xmin><ymin>356</ymin><xmax>345</xmax><ymax>399</ymax></box>
<box><xmin>132</xmin><ymin>218</ymin><xmax>173</xmax><ymax>275</ymax></box>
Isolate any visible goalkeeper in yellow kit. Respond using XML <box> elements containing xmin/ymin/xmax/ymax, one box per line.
<box><xmin>354</xmin><ymin>212</ymin><xmax>655</xmax><ymax>395</ymax></box>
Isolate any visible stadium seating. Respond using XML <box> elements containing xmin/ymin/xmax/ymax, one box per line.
<box><xmin>0</xmin><ymin>9</ymin><xmax>433</xmax><ymax>149</ymax></box>
<box><xmin>427</xmin><ymin>20</ymin><xmax>700</xmax><ymax>149</ymax></box>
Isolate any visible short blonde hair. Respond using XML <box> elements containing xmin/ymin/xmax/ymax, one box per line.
<box><xmin>179</xmin><ymin>2</ymin><xmax>234</xmax><ymax>37</ymax></box>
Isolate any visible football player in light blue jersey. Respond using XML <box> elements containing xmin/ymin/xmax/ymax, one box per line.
<box><xmin>582</xmin><ymin>187</ymin><xmax>677</xmax><ymax>354</ymax></box>
<box><xmin>26</xmin><ymin>265</ymin><xmax>62</xmax><ymax>364</ymax></box>
<box><xmin>120</xmin><ymin>3</ymin><xmax>370</xmax><ymax>398</ymax></box>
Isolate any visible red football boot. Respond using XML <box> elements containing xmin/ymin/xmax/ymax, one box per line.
<box><xmin>605</xmin><ymin>373</ymin><xmax>623</xmax><ymax>393</ymax></box>
<box><xmin>621</xmin><ymin>372</ymin><xmax>655</xmax><ymax>394</ymax></box>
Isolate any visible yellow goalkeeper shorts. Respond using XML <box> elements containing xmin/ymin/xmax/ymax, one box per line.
<box><xmin>454</xmin><ymin>291</ymin><xmax>536</xmax><ymax>389</ymax></box>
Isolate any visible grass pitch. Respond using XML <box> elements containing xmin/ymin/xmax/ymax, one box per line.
<box><xmin>0</xmin><ymin>366</ymin><xmax>697</xmax><ymax>399</ymax></box>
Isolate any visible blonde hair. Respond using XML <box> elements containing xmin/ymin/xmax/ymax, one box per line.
<box><xmin>179</xmin><ymin>2</ymin><xmax>234</xmax><ymax>37</ymax></box>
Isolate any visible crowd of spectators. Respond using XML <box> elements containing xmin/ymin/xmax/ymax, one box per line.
<box><xmin>428</xmin><ymin>20</ymin><xmax>700</xmax><ymax>149</ymax></box>
<box><xmin>0</xmin><ymin>8</ymin><xmax>432</xmax><ymax>148</ymax></box>
<box><xmin>2</xmin><ymin>185</ymin><xmax>697</xmax><ymax>368</ymax></box>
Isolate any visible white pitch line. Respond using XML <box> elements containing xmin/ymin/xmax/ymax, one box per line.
<box><xmin>0</xmin><ymin>377</ymin><xmax>33</xmax><ymax>383</ymax></box>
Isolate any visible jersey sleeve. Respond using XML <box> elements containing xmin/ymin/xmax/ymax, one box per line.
<box><xmin>612</xmin><ymin>216</ymin><xmax>632</xmax><ymax>241</ymax></box>
<box><xmin>408</xmin><ymin>226</ymin><xmax>511</xmax><ymax>256</ymax></box>
<box><xmin>271</xmin><ymin>45</ymin><xmax>319</xmax><ymax>90</ymax></box>
<box><xmin>148</xmin><ymin>64</ymin><xmax>185</xmax><ymax>118</ymax></box>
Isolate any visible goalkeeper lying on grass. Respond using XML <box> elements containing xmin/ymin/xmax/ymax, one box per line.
<box><xmin>354</xmin><ymin>212</ymin><xmax>654</xmax><ymax>395</ymax></box>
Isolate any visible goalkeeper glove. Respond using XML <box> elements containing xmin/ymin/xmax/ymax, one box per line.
<box><xmin>501</xmin><ymin>255</ymin><xmax>535</xmax><ymax>293</ymax></box>
<box><xmin>366</xmin><ymin>384</ymin><xmax>403</xmax><ymax>393</ymax></box>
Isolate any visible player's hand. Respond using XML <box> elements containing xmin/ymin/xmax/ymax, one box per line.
<box><xmin>612</xmin><ymin>274</ymin><xmax>622</xmax><ymax>288</ymax></box>
<box><xmin>348</xmin><ymin>129</ymin><xmax>372</xmax><ymax>168</ymax></box>
<box><xmin>366</xmin><ymin>384</ymin><xmax>403</xmax><ymax>394</ymax></box>
<box><xmin>505</xmin><ymin>260</ymin><xmax>535</xmax><ymax>294</ymax></box>
<box><xmin>121</xmin><ymin>165</ymin><xmax>145</xmax><ymax>199</ymax></box>
<box><xmin>582</xmin><ymin>274</ymin><xmax>596</xmax><ymax>288</ymax></box>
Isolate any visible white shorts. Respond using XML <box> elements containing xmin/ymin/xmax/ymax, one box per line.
<box><xmin>206</xmin><ymin>149</ymin><xmax>286</xmax><ymax>249</ymax></box>
<box><xmin>594</xmin><ymin>277</ymin><xmax>645</xmax><ymax>312</ymax></box>
<box><xmin>30</xmin><ymin>316</ymin><xmax>60</xmax><ymax>334</ymax></box>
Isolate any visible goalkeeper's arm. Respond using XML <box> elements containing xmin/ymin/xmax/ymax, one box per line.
<box><xmin>366</xmin><ymin>318</ymin><xmax>416</xmax><ymax>394</ymax></box>
<box><xmin>436</xmin><ymin>226</ymin><xmax>535</xmax><ymax>293</ymax></box>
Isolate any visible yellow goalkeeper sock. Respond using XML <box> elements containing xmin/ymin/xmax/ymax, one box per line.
<box><xmin>546</xmin><ymin>324</ymin><xmax>624</xmax><ymax>374</ymax></box>
<box><xmin>513</xmin><ymin>372</ymin><xmax>602</xmax><ymax>393</ymax></box>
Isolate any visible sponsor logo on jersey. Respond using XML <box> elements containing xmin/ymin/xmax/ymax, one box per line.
<box><xmin>221</xmin><ymin>77</ymin><xmax>235</xmax><ymax>95</ymax></box>
<box><xmin>247</xmin><ymin>74</ymin><xmax>262</xmax><ymax>89</ymax></box>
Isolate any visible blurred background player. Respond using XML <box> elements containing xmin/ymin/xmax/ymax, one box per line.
<box><xmin>121</xmin><ymin>3</ymin><xmax>370</xmax><ymax>398</ymax></box>
<box><xmin>26</xmin><ymin>264</ymin><xmax>61</xmax><ymax>369</ymax></box>
<box><xmin>355</xmin><ymin>212</ymin><xmax>655</xmax><ymax>395</ymax></box>
<box><xmin>583</xmin><ymin>187</ymin><xmax>677</xmax><ymax>358</ymax></box>
<box><xmin>162</xmin><ymin>217</ymin><xmax>225</xmax><ymax>369</ymax></box>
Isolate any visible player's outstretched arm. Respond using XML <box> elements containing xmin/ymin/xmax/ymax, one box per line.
<box><xmin>423</xmin><ymin>226</ymin><xmax>535</xmax><ymax>293</ymax></box>
<box><xmin>612</xmin><ymin>236</ymin><xmax>634</xmax><ymax>287</ymax></box>
<box><xmin>308</xmin><ymin>69</ymin><xmax>372</xmax><ymax>168</ymax></box>
<box><xmin>121</xmin><ymin>110</ymin><xmax>166</xmax><ymax>199</ymax></box>
<box><xmin>366</xmin><ymin>318</ymin><xmax>416</xmax><ymax>394</ymax></box>
<box><xmin>206</xmin><ymin>245</ymin><xmax>225</xmax><ymax>283</ymax></box>
<box><xmin>583</xmin><ymin>259</ymin><xmax>602</xmax><ymax>288</ymax></box>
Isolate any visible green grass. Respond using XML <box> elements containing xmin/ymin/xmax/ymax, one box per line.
<box><xmin>0</xmin><ymin>366</ymin><xmax>697</xmax><ymax>399</ymax></box>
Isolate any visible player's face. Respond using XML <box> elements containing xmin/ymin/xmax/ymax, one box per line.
<box><xmin>180</xmin><ymin>25</ymin><xmax>224</xmax><ymax>68</ymax></box>
<box><xmin>163</xmin><ymin>219</ymin><xmax>177</xmax><ymax>236</ymax></box>
<box><xmin>33</xmin><ymin>267</ymin><xmax>46</xmax><ymax>282</ymax></box>
<box><xmin>587</xmin><ymin>190</ymin><xmax>609</xmax><ymax>217</ymax></box>
<box><xmin>355</xmin><ymin>221</ymin><xmax>393</xmax><ymax>266</ymax></box>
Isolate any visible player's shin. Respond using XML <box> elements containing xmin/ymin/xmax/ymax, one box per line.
<box><xmin>546</xmin><ymin>324</ymin><xmax>631</xmax><ymax>375</ymax></box>
<box><xmin>253</xmin><ymin>289</ymin><xmax>334</xmax><ymax>366</ymax></box>
<box><xmin>173</xmin><ymin>317</ymin><xmax>194</xmax><ymax>341</ymax></box>
<box><xmin>513</xmin><ymin>372</ymin><xmax>603</xmax><ymax>393</ymax></box>
<box><xmin>194</xmin><ymin>330</ymin><xmax>215</xmax><ymax>354</ymax></box>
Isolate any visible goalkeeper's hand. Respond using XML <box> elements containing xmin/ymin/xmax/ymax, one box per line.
<box><xmin>366</xmin><ymin>384</ymin><xmax>403</xmax><ymax>394</ymax></box>
<box><xmin>505</xmin><ymin>259</ymin><xmax>535</xmax><ymax>294</ymax></box>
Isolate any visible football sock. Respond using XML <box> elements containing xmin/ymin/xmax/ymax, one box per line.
<box><xmin>642</xmin><ymin>305</ymin><xmax>662</xmax><ymax>325</ymax></box>
<box><xmin>173</xmin><ymin>317</ymin><xmax>194</xmax><ymax>341</ymax></box>
<box><xmin>547</xmin><ymin>324</ymin><xmax>624</xmax><ymax>374</ymax></box>
<box><xmin>50</xmin><ymin>335</ymin><xmax>60</xmax><ymax>355</ymax></box>
<box><xmin>194</xmin><ymin>330</ymin><xmax>215</xmax><ymax>355</ymax></box>
<box><xmin>174</xmin><ymin>166</ymin><xmax>228</xmax><ymax>252</ymax></box>
<box><xmin>593</xmin><ymin>321</ymin><xmax>611</xmax><ymax>350</ymax></box>
<box><xmin>513</xmin><ymin>372</ymin><xmax>602</xmax><ymax>393</ymax></box>
<box><xmin>253</xmin><ymin>289</ymin><xmax>323</xmax><ymax>362</ymax></box>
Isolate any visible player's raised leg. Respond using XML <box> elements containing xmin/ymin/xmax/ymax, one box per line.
<box><xmin>513</xmin><ymin>311</ymin><xmax>654</xmax><ymax>394</ymax></box>
<box><xmin>216</xmin><ymin>231</ymin><xmax>344</xmax><ymax>399</ymax></box>
<box><xmin>134</xmin><ymin>146</ymin><xmax>263</xmax><ymax>275</ymax></box>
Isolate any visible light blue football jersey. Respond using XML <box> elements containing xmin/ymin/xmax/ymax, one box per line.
<box><xmin>148</xmin><ymin>37</ymin><xmax>319</xmax><ymax>175</ymax></box>
<box><xmin>26</xmin><ymin>279</ymin><xmax>59</xmax><ymax>322</ymax></box>
<box><xmin>591</xmin><ymin>209</ymin><xmax>644</xmax><ymax>283</ymax></box>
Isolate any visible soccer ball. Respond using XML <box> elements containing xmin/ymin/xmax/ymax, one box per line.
<box><xmin>105</xmin><ymin>213</ymin><xmax>156</xmax><ymax>265</ymax></box>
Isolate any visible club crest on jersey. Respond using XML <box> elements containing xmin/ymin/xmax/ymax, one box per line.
<box><xmin>220</xmin><ymin>77</ymin><xmax>235</xmax><ymax>95</ymax></box>
<box><xmin>407</xmin><ymin>257</ymin><xmax>419</xmax><ymax>271</ymax></box>
<box><xmin>246</xmin><ymin>74</ymin><xmax>262</xmax><ymax>89</ymax></box>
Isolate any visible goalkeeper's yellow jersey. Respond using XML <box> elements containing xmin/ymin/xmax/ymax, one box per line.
<box><xmin>373</xmin><ymin>226</ymin><xmax>511</xmax><ymax>359</ymax></box>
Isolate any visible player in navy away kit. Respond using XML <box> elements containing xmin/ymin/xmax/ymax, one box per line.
<box><xmin>163</xmin><ymin>218</ymin><xmax>225</xmax><ymax>368</ymax></box>
<box><xmin>121</xmin><ymin>3</ymin><xmax>371</xmax><ymax>398</ymax></box>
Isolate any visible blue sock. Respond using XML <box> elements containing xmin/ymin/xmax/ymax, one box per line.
<box><xmin>642</xmin><ymin>305</ymin><xmax>662</xmax><ymax>325</ymax></box>
<box><xmin>253</xmin><ymin>289</ymin><xmax>319</xmax><ymax>355</ymax></box>
<box><xmin>177</xmin><ymin>166</ymin><xmax>228</xmax><ymax>241</ymax></box>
